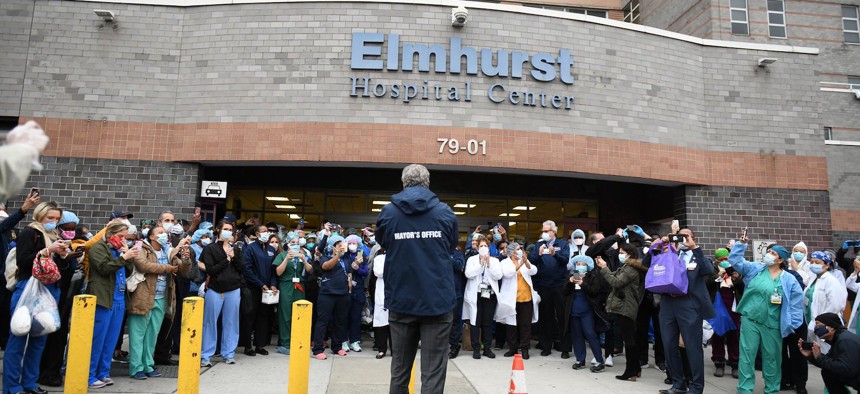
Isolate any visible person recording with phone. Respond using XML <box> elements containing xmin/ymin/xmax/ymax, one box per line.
<box><xmin>273</xmin><ymin>232</ymin><xmax>313</xmax><ymax>356</ymax></box>
<box><xmin>798</xmin><ymin>313</ymin><xmax>860</xmax><ymax>394</ymax></box>
<box><xmin>564</xmin><ymin>254</ymin><xmax>609</xmax><ymax>372</ymax></box>
<box><xmin>728</xmin><ymin>233</ymin><xmax>804</xmax><ymax>394</ymax></box>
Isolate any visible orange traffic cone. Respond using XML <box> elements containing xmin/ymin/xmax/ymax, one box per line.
<box><xmin>509</xmin><ymin>354</ymin><xmax>528</xmax><ymax>394</ymax></box>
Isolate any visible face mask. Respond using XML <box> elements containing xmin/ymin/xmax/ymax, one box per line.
<box><xmin>289</xmin><ymin>244</ymin><xmax>301</xmax><ymax>252</ymax></box>
<box><xmin>161</xmin><ymin>222</ymin><xmax>174</xmax><ymax>232</ymax></box>
<box><xmin>719</xmin><ymin>261</ymin><xmax>731</xmax><ymax>269</ymax></box>
<box><xmin>478</xmin><ymin>246</ymin><xmax>489</xmax><ymax>256</ymax></box>
<box><xmin>348</xmin><ymin>244</ymin><xmax>358</xmax><ymax>253</ymax></box>
<box><xmin>61</xmin><ymin>230</ymin><xmax>75</xmax><ymax>240</ymax></box>
<box><xmin>332</xmin><ymin>232</ymin><xmax>340</xmax><ymax>238</ymax></box>
<box><xmin>220</xmin><ymin>230</ymin><xmax>233</xmax><ymax>241</ymax></box>
<box><xmin>201</xmin><ymin>238</ymin><xmax>212</xmax><ymax>246</ymax></box>
<box><xmin>763</xmin><ymin>253</ymin><xmax>776</xmax><ymax>266</ymax></box>
<box><xmin>368</xmin><ymin>236</ymin><xmax>376</xmax><ymax>245</ymax></box>
<box><xmin>576</xmin><ymin>266</ymin><xmax>587</xmax><ymax>274</ymax></box>
<box><xmin>85</xmin><ymin>232</ymin><xmax>93</xmax><ymax>240</ymax></box>
<box><xmin>574</xmin><ymin>238</ymin><xmax>584</xmax><ymax>246</ymax></box>
<box><xmin>678</xmin><ymin>244</ymin><xmax>689</xmax><ymax>251</ymax></box>
<box><xmin>269</xmin><ymin>242</ymin><xmax>279</xmax><ymax>249</ymax></box>
<box><xmin>298</xmin><ymin>238</ymin><xmax>307</xmax><ymax>246</ymax></box>
<box><xmin>541</xmin><ymin>232</ymin><xmax>550</xmax><ymax>242</ymax></box>
<box><xmin>493</xmin><ymin>233</ymin><xmax>502</xmax><ymax>243</ymax></box>
<box><xmin>43</xmin><ymin>221</ymin><xmax>58</xmax><ymax>232</ymax></box>
<box><xmin>108</xmin><ymin>235</ymin><xmax>125</xmax><ymax>250</ymax></box>
<box><xmin>814</xmin><ymin>325</ymin><xmax>829</xmax><ymax>338</ymax></box>
<box><xmin>141</xmin><ymin>228</ymin><xmax>150</xmax><ymax>237</ymax></box>
<box><xmin>792</xmin><ymin>252</ymin><xmax>805</xmax><ymax>262</ymax></box>
<box><xmin>306</xmin><ymin>242</ymin><xmax>315</xmax><ymax>250</ymax></box>
<box><xmin>618</xmin><ymin>254</ymin><xmax>628</xmax><ymax>264</ymax></box>
<box><xmin>259</xmin><ymin>232</ymin><xmax>271</xmax><ymax>243</ymax></box>
<box><xmin>156</xmin><ymin>233</ymin><xmax>170</xmax><ymax>246</ymax></box>
<box><xmin>516</xmin><ymin>250</ymin><xmax>523</xmax><ymax>259</ymax></box>
<box><xmin>809</xmin><ymin>264</ymin><xmax>824</xmax><ymax>275</ymax></box>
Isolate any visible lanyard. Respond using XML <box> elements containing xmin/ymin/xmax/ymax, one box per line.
<box><xmin>481</xmin><ymin>261</ymin><xmax>487</xmax><ymax>284</ymax></box>
<box><xmin>292</xmin><ymin>257</ymin><xmax>299</xmax><ymax>278</ymax></box>
<box><xmin>338</xmin><ymin>259</ymin><xmax>346</xmax><ymax>275</ymax></box>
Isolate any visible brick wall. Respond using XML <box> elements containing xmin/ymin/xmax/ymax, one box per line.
<box><xmin>676</xmin><ymin>185</ymin><xmax>833</xmax><ymax>253</ymax></box>
<box><xmin>4</xmin><ymin>157</ymin><xmax>200</xmax><ymax>229</ymax></box>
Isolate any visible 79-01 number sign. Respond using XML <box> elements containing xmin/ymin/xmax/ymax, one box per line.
<box><xmin>437</xmin><ymin>138</ymin><xmax>487</xmax><ymax>155</ymax></box>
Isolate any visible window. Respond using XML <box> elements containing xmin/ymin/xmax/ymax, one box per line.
<box><xmin>767</xmin><ymin>0</ymin><xmax>787</xmax><ymax>38</ymax></box>
<box><xmin>824</xmin><ymin>126</ymin><xmax>833</xmax><ymax>141</ymax></box>
<box><xmin>525</xmin><ymin>4</ymin><xmax>609</xmax><ymax>18</ymax></box>
<box><xmin>624</xmin><ymin>0</ymin><xmax>641</xmax><ymax>23</ymax></box>
<box><xmin>845</xmin><ymin>6</ymin><xmax>860</xmax><ymax>44</ymax></box>
<box><xmin>730</xmin><ymin>0</ymin><xmax>749</xmax><ymax>35</ymax></box>
<box><xmin>849</xmin><ymin>76</ymin><xmax>860</xmax><ymax>89</ymax></box>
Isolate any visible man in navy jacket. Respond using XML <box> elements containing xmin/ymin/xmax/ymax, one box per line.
<box><xmin>376</xmin><ymin>164</ymin><xmax>458</xmax><ymax>394</ymax></box>
<box><xmin>241</xmin><ymin>224</ymin><xmax>277</xmax><ymax>356</ymax></box>
<box><xmin>528</xmin><ymin>220</ymin><xmax>570</xmax><ymax>356</ymax></box>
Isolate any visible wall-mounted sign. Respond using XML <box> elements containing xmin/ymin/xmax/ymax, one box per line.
<box><xmin>349</xmin><ymin>33</ymin><xmax>575</xmax><ymax>111</ymax></box>
<box><xmin>437</xmin><ymin>138</ymin><xmax>487</xmax><ymax>155</ymax></box>
<box><xmin>201</xmin><ymin>181</ymin><xmax>227</xmax><ymax>199</ymax></box>
<box><xmin>753</xmin><ymin>240</ymin><xmax>775</xmax><ymax>263</ymax></box>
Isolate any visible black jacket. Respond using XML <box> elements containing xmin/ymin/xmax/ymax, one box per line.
<box><xmin>811</xmin><ymin>329</ymin><xmax>860</xmax><ymax>384</ymax></box>
<box><xmin>376</xmin><ymin>186</ymin><xmax>458</xmax><ymax>316</ymax></box>
<box><xmin>200</xmin><ymin>241</ymin><xmax>245</xmax><ymax>293</ymax></box>
<box><xmin>0</xmin><ymin>208</ymin><xmax>26</xmax><ymax>270</ymax></box>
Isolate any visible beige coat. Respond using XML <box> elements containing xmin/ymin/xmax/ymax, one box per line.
<box><xmin>128</xmin><ymin>242</ymin><xmax>191</xmax><ymax>319</ymax></box>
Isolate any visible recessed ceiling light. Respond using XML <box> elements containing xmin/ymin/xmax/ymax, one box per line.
<box><xmin>288</xmin><ymin>214</ymin><xmax>301</xmax><ymax>219</ymax></box>
<box><xmin>372</xmin><ymin>201</ymin><xmax>390</xmax><ymax>205</ymax></box>
<box><xmin>508</xmin><ymin>222</ymin><xmax>517</xmax><ymax>226</ymax></box>
<box><xmin>275</xmin><ymin>205</ymin><xmax>296</xmax><ymax>209</ymax></box>
<box><xmin>372</xmin><ymin>208</ymin><xmax>382</xmax><ymax>212</ymax></box>
<box><xmin>512</xmin><ymin>206</ymin><xmax>536</xmax><ymax>210</ymax></box>
<box><xmin>498</xmin><ymin>213</ymin><xmax>520</xmax><ymax>217</ymax></box>
<box><xmin>453</xmin><ymin>211</ymin><xmax>466</xmax><ymax>215</ymax></box>
<box><xmin>266</xmin><ymin>197</ymin><xmax>290</xmax><ymax>201</ymax></box>
<box><xmin>454</xmin><ymin>204</ymin><xmax>476</xmax><ymax>208</ymax></box>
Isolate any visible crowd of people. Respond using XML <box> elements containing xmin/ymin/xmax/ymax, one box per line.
<box><xmin>1</xmin><ymin>163</ymin><xmax>859</xmax><ymax>394</ymax></box>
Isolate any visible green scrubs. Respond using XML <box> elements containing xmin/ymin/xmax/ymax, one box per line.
<box><xmin>736</xmin><ymin>271</ymin><xmax>784</xmax><ymax>394</ymax></box>
<box><xmin>804</xmin><ymin>283</ymin><xmax>816</xmax><ymax>324</ymax></box>
<box><xmin>273</xmin><ymin>251</ymin><xmax>307</xmax><ymax>349</ymax></box>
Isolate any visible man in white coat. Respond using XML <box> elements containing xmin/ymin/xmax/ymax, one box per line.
<box><xmin>495</xmin><ymin>243</ymin><xmax>540</xmax><ymax>359</ymax></box>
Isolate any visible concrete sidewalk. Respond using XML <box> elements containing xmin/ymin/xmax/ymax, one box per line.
<box><xmin>2</xmin><ymin>342</ymin><xmax>826</xmax><ymax>393</ymax></box>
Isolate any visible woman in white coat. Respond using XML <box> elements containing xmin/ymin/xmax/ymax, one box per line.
<box><xmin>789</xmin><ymin>241</ymin><xmax>815</xmax><ymax>286</ymax></box>
<box><xmin>805</xmin><ymin>251</ymin><xmax>847</xmax><ymax>352</ymax></box>
<box><xmin>463</xmin><ymin>235</ymin><xmax>502</xmax><ymax>359</ymax></box>
<box><xmin>847</xmin><ymin>256</ymin><xmax>859</xmax><ymax>334</ymax></box>
<box><xmin>495</xmin><ymin>242</ymin><xmax>539</xmax><ymax>359</ymax></box>
<box><xmin>372</xmin><ymin>251</ymin><xmax>390</xmax><ymax>359</ymax></box>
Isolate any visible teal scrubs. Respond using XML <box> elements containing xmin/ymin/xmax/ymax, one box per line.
<box><xmin>736</xmin><ymin>270</ymin><xmax>784</xmax><ymax>394</ymax></box>
<box><xmin>273</xmin><ymin>251</ymin><xmax>307</xmax><ymax>349</ymax></box>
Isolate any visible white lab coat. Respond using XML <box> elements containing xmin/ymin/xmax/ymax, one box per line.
<box><xmin>806</xmin><ymin>271</ymin><xmax>847</xmax><ymax>351</ymax></box>
<box><xmin>372</xmin><ymin>254</ymin><xmax>388</xmax><ymax>327</ymax></box>
<box><xmin>462</xmin><ymin>255</ymin><xmax>502</xmax><ymax>326</ymax></box>
<box><xmin>494</xmin><ymin>257</ymin><xmax>540</xmax><ymax>325</ymax></box>
<box><xmin>789</xmin><ymin>257</ymin><xmax>815</xmax><ymax>286</ymax></box>
<box><xmin>846</xmin><ymin>272</ymin><xmax>859</xmax><ymax>334</ymax></box>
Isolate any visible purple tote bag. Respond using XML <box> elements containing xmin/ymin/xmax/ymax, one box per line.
<box><xmin>644</xmin><ymin>243</ymin><xmax>689</xmax><ymax>295</ymax></box>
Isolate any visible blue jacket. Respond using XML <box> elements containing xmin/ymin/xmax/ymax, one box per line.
<box><xmin>319</xmin><ymin>252</ymin><xmax>352</xmax><ymax>295</ymax></box>
<box><xmin>528</xmin><ymin>237</ymin><xmax>570</xmax><ymax>288</ymax></box>
<box><xmin>728</xmin><ymin>242</ymin><xmax>804</xmax><ymax>338</ymax></box>
<box><xmin>451</xmin><ymin>249</ymin><xmax>466</xmax><ymax>298</ymax></box>
<box><xmin>343</xmin><ymin>251</ymin><xmax>369</xmax><ymax>290</ymax></box>
<box><xmin>376</xmin><ymin>186</ymin><xmax>458</xmax><ymax>316</ymax></box>
<box><xmin>242</xmin><ymin>241</ymin><xmax>277</xmax><ymax>288</ymax></box>
<box><xmin>0</xmin><ymin>208</ymin><xmax>26</xmax><ymax>270</ymax></box>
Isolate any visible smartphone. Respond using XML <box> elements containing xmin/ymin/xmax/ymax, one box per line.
<box><xmin>741</xmin><ymin>226</ymin><xmax>749</xmax><ymax>240</ymax></box>
<box><xmin>801</xmin><ymin>341</ymin><xmax>814</xmax><ymax>350</ymax></box>
<box><xmin>194</xmin><ymin>207</ymin><xmax>201</xmax><ymax>216</ymax></box>
<box><xmin>671</xmin><ymin>219</ymin><xmax>679</xmax><ymax>229</ymax></box>
<box><xmin>669</xmin><ymin>234</ymin><xmax>687</xmax><ymax>243</ymax></box>
<box><xmin>571</xmin><ymin>271</ymin><xmax>581</xmax><ymax>281</ymax></box>
<box><xmin>30</xmin><ymin>187</ymin><xmax>40</xmax><ymax>197</ymax></box>
<box><xmin>135</xmin><ymin>241</ymin><xmax>143</xmax><ymax>250</ymax></box>
<box><xmin>724</xmin><ymin>266</ymin><xmax>735</xmax><ymax>276</ymax></box>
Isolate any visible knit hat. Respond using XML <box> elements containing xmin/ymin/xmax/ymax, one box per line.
<box><xmin>815</xmin><ymin>312</ymin><xmax>845</xmax><ymax>330</ymax></box>
<box><xmin>714</xmin><ymin>248</ymin><xmax>729</xmax><ymax>260</ymax></box>
<box><xmin>570</xmin><ymin>255</ymin><xmax>595</xmax><ymax>272</ymax></box>
<box><xmin>810</xmin><ymin>251</ymin><xmax>833</xmax><ymax>266</ymax></box>
<box><xmin>59</xmin><ymin>211</ymin><xmax>79</xmax><ymax>225</ymax></box>
<box><xmin>191</xmin><ymin>229</ymin><xmax>211</xmax><ymax>243</ymax></box>
<box><xmin>769</xmin><ymin>245</ymin><xmax>790</xmax><ymax>261</ymax></box>
<box><xmin>345</xmin><ymin>234</ymin><xmax>361</xmax><ymax>244</ymax></box>
<box><xmin>793</xmin><ymin>241</ymin><xmax>807</xmax><ymax>254</ymax></box>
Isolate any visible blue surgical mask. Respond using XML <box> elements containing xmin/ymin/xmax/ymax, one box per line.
<box><xmin>516</xmin><ymin>250</ymin><xmax>523</xmax><ymax>259</ymax></box>
<box><xmin>719</xmin><ymin>261</ymin><xmax>730</xmax><ymax>269</ymax></box>
<box><xmin>792</xmin><ymin>252</ymin><xmax>805</xmax><ymax>262</ymax></box>
<box><xmin>809</xmin><ymin>264</ymin><xmax>824</xmax><ymax>275</ymax></box>
<box><xmin>43</xmin><ymin>221</ymin><xmax>58</xmax><ymax>232</ymax></box>
<box><xmin>763</xmin><ymin>253</ymin><xmax>776</xmax><ymax>266</ymax></box>
<box><xmin>156</xmin><ymin>233</ymin><xmax>170</xmax><ymax>246</ymax></box>
<box><xmin>220</xmin><ymin>230</ymin><xmax>233</xmax><ymax>241</ymax></box>
<box><xmin>306</xmin><ymin>242</ymin><xmax>315</xmax><ymax>250</ymax></box>
<box><xmin>201</xmin><ymin>238</ymin><xmax>212</xmax><ymax>246</ymax></box>
<box><xmin>332</xmin><ymin>232</ymin><xmax>340</xmax><ymax>238</ymax></box>
<box><xmin>493</xmin><ymin>233</ymin><xmax>502</xmax><ymax>243</ymax></box>
<box><xmin>576</xmin><ymin>266</ymin><xmax>587</xmax><ymax>274</ymax></box>
<box><xmin>618</xmin><ymin>254</ymin><xmax>628</xmax><ymax>264</ymax></box>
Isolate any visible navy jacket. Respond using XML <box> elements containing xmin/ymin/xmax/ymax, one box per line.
<box><xmin>343</xmin><ymin>251</ymin><xmax>369</xmax><ymax>291</ymax></box>
<box><xmin>528</xmin><ymin>237</ymin><xmax>570</xmax><ymax>288</ymax></box>
<box><xmin>0</xmin><ymin>208</ymin><xmax>26</xmax><ymax>270</ymax></box>
<box><xmin>319</xmin><ymin>252</ymin><xmax>352</xmax><ymax>296</ymax></box>
<box><xmin>451</xmin><ymin>249</ymin><xmax>466</xmax><ymax>298</ymax></box>
<box><xmin>664</xmin><ymin>246</ymin><xmax>717</xmax><ymax>320</ymax></box>
<box><xmin>242</xmin><ymin>241</ymin><xmax>277</xmax><ymax>288</ymax></box>
<box><xmin>376</xmin><ymin>186</ymin><xmax>458</xmax><ymax>316</ymax></box>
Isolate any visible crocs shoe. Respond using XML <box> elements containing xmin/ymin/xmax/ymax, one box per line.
<box><xmin>336</xmin><ymin>349</ymin><xmax>347</xmax><ymax>356</ymax></box>
<box><xmin>89</xmin><ymin>380</ymin><xmax>107</xmax><ymax>389</ymax></box>
<box><xmin>313</xmin><ymin>353</ymin><xmax>327</xmax><ymax>360</ymax></box>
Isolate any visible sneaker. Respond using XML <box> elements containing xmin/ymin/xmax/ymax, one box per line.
<box><xmin>101</xmin><ymin>377</ymin><xmax>114</xmax><ymax>386</ymax></box>
<box><xmin>276</xmin><ymin>346</ymin><xmax>290</xmax><ymax>355</ymax></box>
<box><xmin>341</xmin><ymin>342</ymin><xmax>350</xmax><ymax>352</ymax></box>
<box><xmin>591</xmin><ymin>363</ymin><xmax>606</xmax><ymax>373</ymax></box>
<box><xmin>314</xmin><ymin>353</ymin><xmax>327</xmax><ymax>360</ymax></box>
<box><xmin>131</xmin><ymin>372</ymin><xmax>147</xmax><ymax>380</ymax></box>
<box><xmin>112</xmin><ymin>353</ymin><xmax>129</xmax><ymax>364</ymax></box>
<box><xmin>336</xmin><ymin>349</ymin><xmax>347</xmax><ymax>356</ymax></box>
<box><xmin>225</xmin><ymin>358</ymin><xmax>235</xmax><ymax>365</ymax></box>
<box><xmin>201</xmin><ymin>360</ymin><xmax>212</xmax><ymax>367</ymax></box>
<box><xmin>572</xmin><ymin>361</ymin><xmax>586</xmax><ymax>370</ymax></box>
<box><xmin>656</xmin><ymin>361</ymin><xmax>667</xmax><ymax>372</ymax></box>
<box><xmin>89</xmin><ymin>380</ymin><xmax>107</xmax><ymax>389</ymax></box>
<box><xmin>146</xmin><ymin>369</ymin><xmax>162</xmax><ymax>378</ymax></box>
<box><xmin>591</xmin><ymin>357</ymin><xmax>598</xmax><ymax>365</ymax></box>
<box><xmin>349</xmin><ymin>342</ymin><xmax>362</xmax><ymax>352</ymax></box>
<box><xmin>605</xmin><ymin>356</ymin><xmax>614</xmax><ymax>367</ymax></box>
<box><xmin>641</xmin><ymin>361</ymin><xmax>651</xmax><ymax>369</ymax></box>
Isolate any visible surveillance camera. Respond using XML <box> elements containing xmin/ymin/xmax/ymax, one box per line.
<box><xmin>452</xmin><ymin>6</ymin><xmax>468</xmax><ymax>27</ymax></box>
<box><xmin>94</xmin><ymin>9</ymin><xmax>115</xmax><ymax>22</ymax></box>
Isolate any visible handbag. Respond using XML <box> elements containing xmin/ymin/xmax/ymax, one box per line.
<box><xmin>707</xmin><ymin>294</ymin><xmax>738</xmax><ymax>336</ymax></box>
<box><xmin>644</xmin><ymin>243</ymin><xmax>688</xmax><ymax>295</ymax></box>
<box><xmin>32</xmin><ymin>253</ymin><xmax>61</xmax><ymax>285</ymax></box>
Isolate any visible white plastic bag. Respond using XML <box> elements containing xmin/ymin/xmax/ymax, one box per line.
<box><xmin>261</xmin><ymin>290</ymin><xmax>278</xmax><ymax>305</ymax></box>
<box><xmin>10</xmin><ymin>278</ymin><xmax>60</xmax><ymax>337</ymax></box>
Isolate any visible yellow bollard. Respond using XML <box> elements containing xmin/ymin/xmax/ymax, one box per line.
<box><xmin>64</xmin><ymin>295</ymin><xmax>96</xmax><ymax>394</ymax></box>
<box><xmin>408</xmin><ymin>359</ymin><xmax>417</xmax><ymax>394</ymax></box>
<box><xmin>288</xmin><ymin>300</ymin><xmax>313</xmax><ymax>394</ymax></box>
<box><xmin>178</xmin><ymin>297</ymin><xmax>205</xmax><ymax>394</ymax></box>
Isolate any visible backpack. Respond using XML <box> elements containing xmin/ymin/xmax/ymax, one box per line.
<box><xmin>4</xmin><ymin>248</ymin><xmax>18</xmax><ymax>290</ymax></box>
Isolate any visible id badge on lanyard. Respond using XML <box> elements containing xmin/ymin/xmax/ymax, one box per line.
<box><xmin>293</xmin><ymin>258</ymin><xmax>301</xmax><ymax>283</ymax></box>
<box><xmin>770</xmin><ymin>288</ymin><xmax>782</xmax><ymax>305</ymax></box>
<box><xmin>480</xmin><ymin>265</ymin><xmax>491</xmax><ymax>298</ymax></box>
